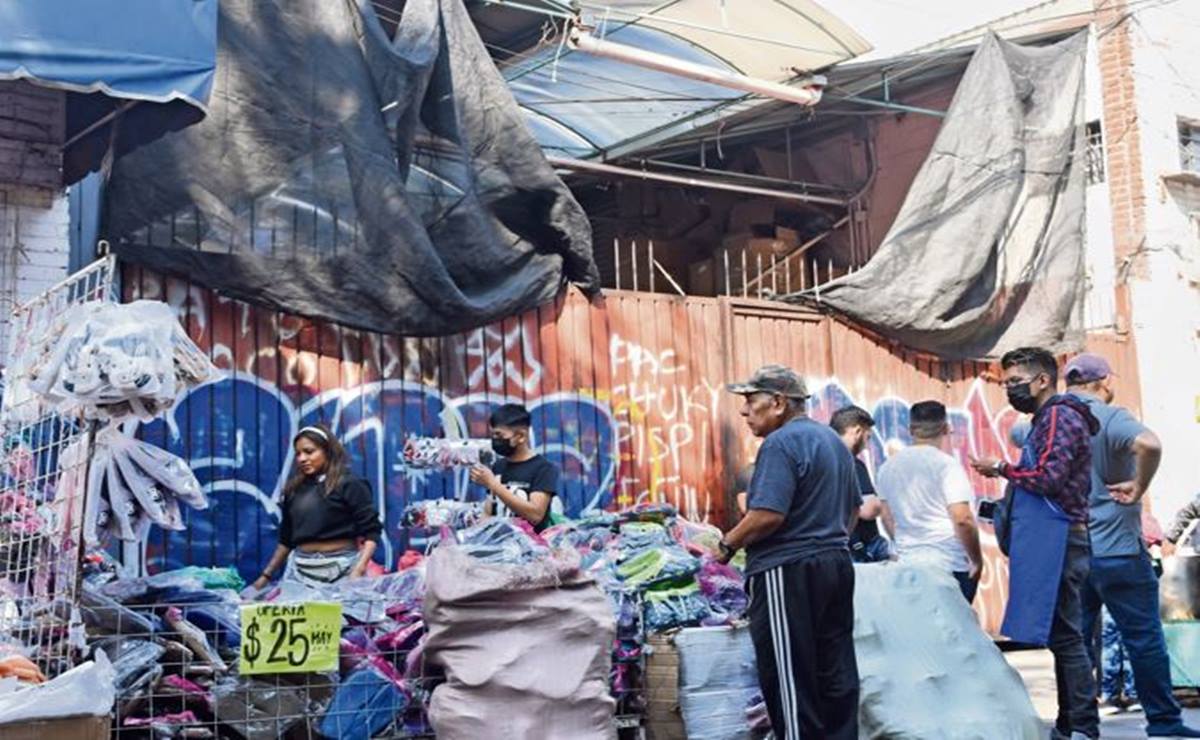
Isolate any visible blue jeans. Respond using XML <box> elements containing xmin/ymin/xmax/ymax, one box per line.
<box><xmin>1082</xmin><ymin>552</ymin><xmax>1182</xmax><ymax>732</ymax></box>
<box><xmin>1100</xmin><ymin>606</ymin><xmax>1136</xmax><ymax>702</ymax></box>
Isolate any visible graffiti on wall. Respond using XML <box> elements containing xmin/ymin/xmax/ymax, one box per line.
<box><xmin>130</xmin><ymin>269</ymin><xmax>1026</xmax><ymax>629</ymax></box>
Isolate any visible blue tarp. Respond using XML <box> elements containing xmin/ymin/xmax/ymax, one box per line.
<box><xmin>0</xmin><ymin>0</ymin><xmax>217</xmax><ymax>184</ymax></box>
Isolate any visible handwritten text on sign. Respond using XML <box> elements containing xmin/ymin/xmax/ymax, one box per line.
<box><xmin>240</xmin><ymin>602</ymin><xmax>341</xmax><ymax>674</ymax></box>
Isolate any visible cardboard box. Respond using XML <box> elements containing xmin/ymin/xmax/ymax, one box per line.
<box><xmin>0</xmin><ymin>714</ymin><xmax>110</xmax><ymax>740</ymax></box>
<box><xmin>721</xmin><ymin>231</ymin><xmax>797</xmax><ymax>259</ymax></box>
<box><xmin>645</xmin><ymin>633</ymin><xmax>685</xmax><ymax>740</ymax></box>
<box><xmin>728</xmin><ymin>201</ymin><xmax>776</xmax><ymax>231</ymax></box>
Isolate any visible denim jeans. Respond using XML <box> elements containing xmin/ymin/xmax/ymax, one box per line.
<box><xmin>1082</xmin><ymin>551</ymin><xmax>1182</xmax><ymax>732</ymax></box>
<box><xmin>1052</xmin><ymin>529</ymin><xmax>1100</xmax><ymax>738</ymax></box>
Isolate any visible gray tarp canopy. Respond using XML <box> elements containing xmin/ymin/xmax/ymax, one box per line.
<box><xmin>0</xmin><ymin>0</ymin><xmax>217</xmax><ymax>185</ymax></box>
<box><xmin>787</xmin><ymin>32</ymin><xmax>1088</xmax><ymax>360</ymax></box>
<box><xmin>106</xmin><ymin>0</ymin><xmax>599</xmax><ymax>338</ymax></box>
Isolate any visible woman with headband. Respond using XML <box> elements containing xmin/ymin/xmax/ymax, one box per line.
<box><xmin>248</xmin><ymin>424</ymin><xmax>382</xmax><ymax>592</ymax></box>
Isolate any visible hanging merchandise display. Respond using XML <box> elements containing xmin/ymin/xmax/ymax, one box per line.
<box><xmin>401</xmin><ymin>437</ymin><xmax>495</xmax><ymax>471</ymax></box>
<box><xmin>80</xmin><ymin>428</ymin><xmax>209</xmax><ymax>544</ymax></box>
<box><xmin>5</xmin><ymin>299</ymin><xmax>216</xmax><ymax>423</ymax></box>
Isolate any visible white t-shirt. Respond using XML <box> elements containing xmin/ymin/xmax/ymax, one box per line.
<box><xmin>876</xmin><ymin>445</ymin><xmax>974</xmax><ymax>572</ymax></box>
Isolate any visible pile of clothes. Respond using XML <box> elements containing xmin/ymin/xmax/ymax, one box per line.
<box><xmin>72</xmin><ymin>553</ymin><xmax>435</xmax><ymax>739</ymax></box>
<box><xmin>538</xmin><ymin>504</ymin><xmax>749</xmax><ymax>717</ymax></box>
<box><xmin>6</xmin><ymin>503</ymin><xmax>746</xmax><ymax>738</ymax></box>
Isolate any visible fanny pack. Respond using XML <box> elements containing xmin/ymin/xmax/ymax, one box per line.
<box><xmin>292</xmin><ymin>549</ymin><xmax>357</xmax><ymax>583</ymax></box>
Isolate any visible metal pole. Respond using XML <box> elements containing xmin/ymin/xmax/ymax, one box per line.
<box><xmin>546</xmin><ymin>156</ymin><xmax>847</xmax><ymax>206</ymax></box>
<box><xmin>653</xmin><ymin>259</ymin><xmax>686</xmax><ymax>296</ymax></box>
<box><xmin>723</xmin><ymin>248</ymin><xmax>731</xmax><ymax>296</ymax></box>
<box><xmin>649</xmin><ymin>241</ymin><xmax>656</xmax><ymax>293</ymax></box>
<box><xmin>569</xmin><ymin>30</ymin><xmax>826</xmax><ymax>107</ymax></box>
<box><xmin>631</xmin><ymin>240</ymin><xmax>639</xmax><ymax>292</ymax></box>
<box><xmin>613</xmin><ymin>237</ymin><xmax>621</xmax><ymax>290</ymax></box>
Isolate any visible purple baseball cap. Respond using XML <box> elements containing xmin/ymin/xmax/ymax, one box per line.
<box><xmin>1064</xmin><ymin>353</ymin><xmax>1114</xmax><ymax>384</ymax></box>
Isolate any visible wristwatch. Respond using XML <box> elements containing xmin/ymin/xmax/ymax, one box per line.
<box><xmin>993</xmin><ymin>460</ymin><xmax>1007</xmax><ymax>476</ymax></box>
<box><xmin>718</xmin><ymin>539</ymin><xmax>737</xmax><ymax>561</ymax></box>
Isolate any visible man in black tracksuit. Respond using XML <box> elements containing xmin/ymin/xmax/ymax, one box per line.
<box><xmin>719</xmin><ymin>365</ymin><xmax>861</xmax><ymax>739</ymax></box>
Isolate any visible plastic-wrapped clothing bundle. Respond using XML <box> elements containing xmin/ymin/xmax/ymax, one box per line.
<box><xmin>15</xmin><ymin>300</ymin><xmax>217</xmax><ymax>421</ymax></box>
<box><xmin>80</xmin><ymin>584</ymin><xmax>160</xmax><ymax>636</ymax></box>
<box><xmin>83</xmin><ymin>429</ymin><xmax>208</xmax><ymax>544</ymax></box>
<box><xmin>616</xmin><ymin>545</ymin><xmax>699</xmax><ymax>587</ymax></box>
<box><xmin>674</xmin><ymin>626</ymin><xmax>761</xmax><ymax>740</ymax></box>
<box><xmin>401</xmin><ymin>497</ymin><xmax>484</xmax><ymax>529</ymax></box>
<box><xmin>424</xmin><ymin>544</ymin><xmax>615</xmax><ymax>739</ymax></box>
<box><xmin>643</xmin><ymin>581</ymin><xmax>712</xmax><ymax>633</ymax></box>
<box><xmin>673</xmin><ymin>518</ymin><xmax>724</xmax><ymax>556</ymax></box>
<box><xmin>319</xmin><ymin>666</ymin><xmax>409</xmax><ymax>740</ymax></box>
<box><xmin>615</xmin><ymin>503</ymin><xmax>677</xmax><ymax>525</ymax></box>
<box><xmin>616</xmin><ymin>521</ymin><xmax>673</xmax><ymax>552</ymax></box>
<box><xmin>454</xmin><ymin>517</ymin><xmax>549</xmax><ymax>564</ymax></box>
<box><xmin>165</xmin><ymin>607</ymin><xmax>228</xmax><ymax>673</ymax></box>
<box><xmin>0</xmin><ymin>649</ymin><xmax>115</xmax><ymax>723</ymax></box>
<box><xmin>855</xmin><ymin>563</ymin><xmax>1042</xmax><ymax>739</ymax></box>
<box><xmin>148</xmin><ymin>566</ymin><xmax>245</xmax><ymax>591</ymax></box>
<box><xmin>212</xmin><ymin>676</ymin><xmax>320</xmax><ymax>740</ymax></box>
<box><xmin>696</xmin><ymin>559</ymin><xmax>749</xmax><ymax>623</ymax></box>
<box><xmin>102</xmin><ymin>639</ymin><xmax>166</xmax><ymax>697</ymax></box>
<box><xmin>402</xmin><ymin>437</ymin><xmax>496</xmax><ymax>470</ymax></box>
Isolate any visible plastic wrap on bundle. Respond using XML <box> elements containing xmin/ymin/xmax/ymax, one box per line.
<box><xmin>147</xmin><ymin>566</ymin><xmax>245</xmax><ymax>592</ymax></box>
<box><xmin>644</xmin><ymin>582</ymin><xmax>712</xmax><ymax>633</ymax></box>
<box><xmin>454</xmin><ymin>518</ymin><xmax>549</xmax><ymax>564</ymax></box>
<box><xmin>0</xmin><ymin>650</ymin><xmax>116</xmax><ymax>724</ymax></box>
<box><xmin>319</xmin><ymin>666</ymin><xmax>409</xmax><ymax>740</ymax></box>
<box><xmin>114</xmin><ymin>448</ymin><xmax>185</xmax><ymax>530</ymax></box>
<box><xmin>100</xmin><ymin>639</ymin><xmax>166</xmax><ymax>697</ymax></box>
<box><xmin>617</xmin><ymin>546</ymin><xmax>700</xmax><ymax>588</ymax></box>
<box><xmin>80</xmin><ymin>584</ymin><xmax>160</xmax><ymax>636</ymax></box>
<box><xmin>696</xmin><ymin>559</ymin><xmax>749</xmax><ymax>623</ymax></box>
<box><xmin>675</xmin><ymin>625</ymin><xmax>761</xmax><ymax>740</ymax></box>
<box><xmin>402</xmin><ymin>437</ymin><xmax>495</xmax><ymax>470</ymax></box>
<box><xmin>123</xmin><ymin>437</ymin><xmax>208</xmax><ymax>510</ymax></box>
<box><xmin>401</xmin><ymin>498</ymin><xmax>482</xmax><ymax>529</ymax></box>
<box><xmin>673</xmin><ymin>518</ymin><xmax>724</xmax><ymax>556</ymax></box>
<box><xmin>165</xmin><ymin>607</ymin><xmax>228</xmax><ymax>673</ymax></box>
<box><xmin>616</xmin><ymin>521</ymin><xmax>673</xmax><ymax>552</ymax></box>
<box><xmin>615</xmin><ymin>502</ymin><xmax>676</xmax><ymax>525</ymax></box>
<box><xmin>212</xmin><ymin>676</ymin><xmax>315</xmax><ymax>740</ymax></box>
<box><xmin>22</xmin><ymin>300</ymin><xmax>217</xmax><ymax>421</ymax></box>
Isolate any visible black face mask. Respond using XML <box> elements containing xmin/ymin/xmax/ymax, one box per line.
<box><xmin>491</xmin><ymin>436</ymin><xmax>517</xmax><ymax>457</ymax></box>
<box><xmin>1006</xmin><ymin>382</ymin><xmax>1039</xmax><ymax>413</ymax></box>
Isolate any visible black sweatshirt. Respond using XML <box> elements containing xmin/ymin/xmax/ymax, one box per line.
<box><xmin>279</xmin><ymin>475</ymin><xmax>382</xmax><ymax>547</ymax></box>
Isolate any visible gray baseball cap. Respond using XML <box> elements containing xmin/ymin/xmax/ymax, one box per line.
<box><xmin>726</xmin><ymin>364</ymin><xmax>809</xmax><ymax>399</ymax></box>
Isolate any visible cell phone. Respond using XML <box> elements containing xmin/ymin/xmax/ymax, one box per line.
<box><xmin>977</xmin><ymin>499</ymin><xmax>998</xmax><ymax>522</ymax></box>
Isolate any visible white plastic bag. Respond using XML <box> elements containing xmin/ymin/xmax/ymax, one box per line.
<box><xmin>0</xmin><ymin>649</ymin><xmax>115</xmax><ymax>723</ymax></box>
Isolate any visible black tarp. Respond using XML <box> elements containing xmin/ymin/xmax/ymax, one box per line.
<box><xmin>788</xmin><ymin>32</ymin><xmax>1088</xmax><ymax>360</ymax></box>
<box><xmin>105</xmin><ymin>0</ymin><xmax>598</xmax><ymax>337</ymax></box>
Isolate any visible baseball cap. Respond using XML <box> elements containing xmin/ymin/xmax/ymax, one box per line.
<box><xmin>726</xmin><ymin>364</ymin><xmax>809</xmax><ymax>399</ymax></box>
<box><xmin>1064</xmin><ymin>353</ymin><xmax>1114</xmax><ymax>384</ymax></box>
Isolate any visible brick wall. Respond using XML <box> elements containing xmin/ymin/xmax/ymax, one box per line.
<box><xmin>0</xmin><ymin>80</ymin><xmax>64</xmax><ymax>192</ymax></box>
<box><xmin>1093</xmin><ymin>0</ymin><xmax>1147</xmax><ymax>285</ymax></box>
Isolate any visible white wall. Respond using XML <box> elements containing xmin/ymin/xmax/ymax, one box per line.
<box><xmin>1084</xmin><ymin>27</ymin><xmax>1118</xmax><ymax>331</ymax></box>
<box><xmin>1126</xmin><ymin>3</ymin><xmax>1200</xmax><ymax>521</ymax></box>
<box><xmin>0</xmin><ymin>186</ymin><xmax>70</xmax><ymax>359</ymax></box>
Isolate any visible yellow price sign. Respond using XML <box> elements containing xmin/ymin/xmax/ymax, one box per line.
<box><xmin>239</xmin><ymin>602</ymin><xmax>341</xmax><ymax>674</ymax></box>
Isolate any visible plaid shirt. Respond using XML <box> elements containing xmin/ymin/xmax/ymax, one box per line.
<box><xmin>1001</xmin><ymin>395</ymin><xmax>1099</xmax><ymax>525</ymax></box>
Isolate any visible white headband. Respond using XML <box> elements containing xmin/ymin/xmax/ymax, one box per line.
<box><xmin>297</xmin><ymin>425</ymin><xmax>329</xmax><ymax>441</ymax></box>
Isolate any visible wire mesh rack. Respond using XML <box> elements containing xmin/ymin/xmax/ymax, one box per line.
<box><xmin>0</xmin><ymin>256</ymin><xmax>118</xmax><ymax>679</ymax></box>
